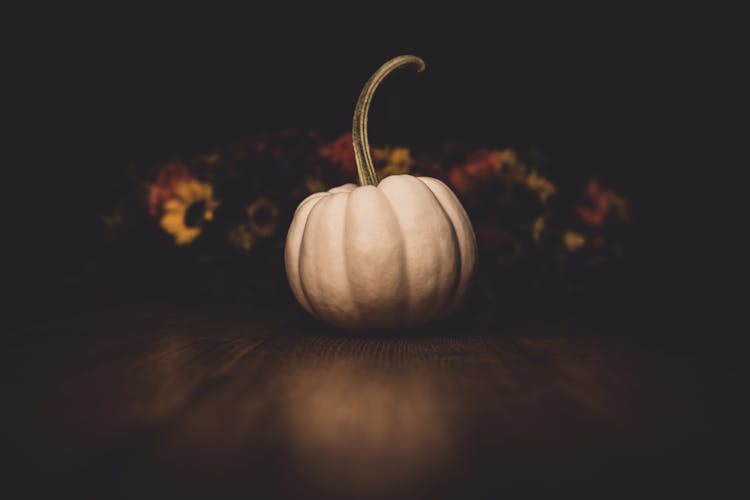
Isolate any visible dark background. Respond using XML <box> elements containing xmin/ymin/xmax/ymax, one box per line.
<box><xmin>10</xmin><ymin>8</ymin><xmax>712</xmax><ymax>335</ymax></box>
<box><xmin>3</xmin><ymin>9</ymin><xmax>745</xmax><ymax>499</ymax></box>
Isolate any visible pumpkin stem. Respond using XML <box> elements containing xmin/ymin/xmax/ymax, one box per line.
<box><xmin>352</xmin><ymin>55</ymin><xmax>426</xmax><ymax>186</ymax></box>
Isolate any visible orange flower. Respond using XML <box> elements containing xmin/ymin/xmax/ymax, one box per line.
<box><xmin>148</xmin><ymin>162</ymin><xmax>193</xmax><ymax>218</ymax></box>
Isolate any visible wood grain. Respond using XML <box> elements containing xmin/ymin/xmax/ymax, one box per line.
<box><xmin>1</xmin><ymin>306</ymin><xmax>746</xmax><ymax>499</ymax></box>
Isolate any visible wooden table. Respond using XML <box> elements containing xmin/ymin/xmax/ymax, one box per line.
<box><xmin>1</xmin><ymin>305</ymin><xmax>746</xmax><ymax>499</ymax></box>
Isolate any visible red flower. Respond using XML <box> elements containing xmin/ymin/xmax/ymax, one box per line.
<box><xmin>477</xmin><ymin>225</ymin><xmax>503</xmax><ymax>246</ymax></box>
<box><xmin>577</xmin><ymin>178</ymin><xmax>610</xmax><ymax>227</ymax></box>
<box><xmin>241</xmin><ymin>136</ymin><xmax>267</xmax><ymax>155</ymax></box>
<box><xmin>590</xmin><ymin>235</ymin><xmax>605</xmax><ymax>249</ymax></box>
<box><xmin>148</xmin><ymin>162</ymin><xmax>194</xmax><ymax>218</ymax></box>
<box><xmin>321</xmin><ymin>132</ymin><xmax>357</xmax><ymax>175</ymax></box>
<box><xmin>463</xmin><ymin>149</ymin><xmax>499</xmax><ymax>181</ymax></box>
<box><xmin>448</xmin><ymin>166</ymin><xmax>474</xmax><ymax>194</ymax></box>
<box><xmin>477</xmin><ymin>225</ymin><xmax>522</xmax><ymax>266</ymax></box>
<box><xmin>447</xmin><ymin>149</ymin><xmax>501</xmax><ymax>194</ymax></box>
<box><xmin>227</xmin><ymin>135</ymin><xmax>268</xmax><ymax>165</ymax></box>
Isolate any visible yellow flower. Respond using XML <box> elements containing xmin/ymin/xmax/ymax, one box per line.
<box><xmin>159</xmin><ymin>180</ymin><xmax>219</xmax><ymax>245</ymax></box>
<box><xmin>532</xmin><ymin>216</ymin><xmax>546</xmax><ymax>242</ymax></box>
<box><xmin>371</xmin><ymin>146</ymin><xmax>390</xmax><ymax>163</ymax></box>
<box><xmin>199</xmin><ymin>152</ymin><xmax>221</xmax><ymax>167</ymax></box>
<box><xmin>388</xmin><ymin>147</ymin><xmax>413</xmax><ymax>168</ymax></box>
<box><xmin>492</xmin><ymin>149</ymin><xmax>519</xmax><ymax>172</ymax></box>
<box><xmin>227</xmin><ymin>224</ymin><xmax>255</xmax><ymax>252</ymax></box>
<box><xmin>377</xmin><ymin>163</ymin><xmax>410</xmax><ymax>179</ymax></box>
<box><xmin>305</xmin><ymin>175</ymin><xmax>326</xmax><ymax>194</ymax></box>
<box><xmin>247</xmin><ymin>197</ymin><xmax>279</xmax><ymax>237</ymax></box>
<box><xmin>377</xmin><ymin>147</ymin><xmax>413</xmax><ymax>179</ymax></box>
<box><xmin>608</xmin><ymin>191</ymin><xmax>631</xmax><ymax>223</ymax></box>
<box><xmin>563</xmin><ymin>231</ymin><xmax>586</xmax><ymax>252</ymax></box>
<box><xmin>101</xmin><ymin>210</ymin><xmax>124</xmax><ymax>228</ymax></box>
<box><xmin>527</xmin><ymin>169</ymin><xmax>557</xmax><ymax>204</ymax></box>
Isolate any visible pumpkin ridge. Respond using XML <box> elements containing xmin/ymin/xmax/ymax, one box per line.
<box><xmin>418</xmin><ymin>177</ymin><xmax>477</xmax><ymax>314</ymax></box>
<box><xmin>408</xmin><ymin>176</ymin><xmax>461</xmax><ymax>320</ymax></box>
<box><xmin>377</xmin><ymin>186</ymin><xmax>412</xmax><ymax>325</ymax></box>
<box><xmin>341</xmin><ymin>188</ymin><xmax>362</xmax><ymax>326</ymax></box>
<box><xmin>418</xmin><ymin>177</ymin><xmax>463</xmax><ymax>317</ymax></box>
<box><xmin>296</xmin><ymin>193</ymin><xmax>329</xmax><ymax>321</ymax></box>
<box><xmin>285</xmin><ymin>192</ymin><xmax>328</xmax><ymax>316</ymax></box>
<box><xmin>293</xmin><ymin>192</ymin><xmax>326</xmax><ymax>217</ymax></box>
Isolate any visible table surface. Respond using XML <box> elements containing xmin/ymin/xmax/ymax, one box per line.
<box><xmin>1</xmin><ymin>305</ymin><xmax>746</xmax><ymax>499</ymax></box>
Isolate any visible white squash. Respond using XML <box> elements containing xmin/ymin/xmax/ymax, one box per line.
<box><xmin>285</xmin><ymin>55</ymin><xmax>477</xmax><ymax>330</ymax></box>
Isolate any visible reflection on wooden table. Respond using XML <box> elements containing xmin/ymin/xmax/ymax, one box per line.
<box><xmin>1</xmin><ymin>306</ymin><xmax>746</xmax><ymax>498</ymax></box>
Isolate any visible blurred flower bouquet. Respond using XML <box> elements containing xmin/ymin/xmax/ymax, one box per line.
<box><xmin>101</xmin><ymin>131</ymin><xmax>630</xmax><ymax>308</ymax></box>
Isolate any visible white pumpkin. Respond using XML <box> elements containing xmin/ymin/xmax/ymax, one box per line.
<box><xmin>285</xmin><ymin>55</ymin><xmax>477</xmax><ymax>330</ymax></box>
